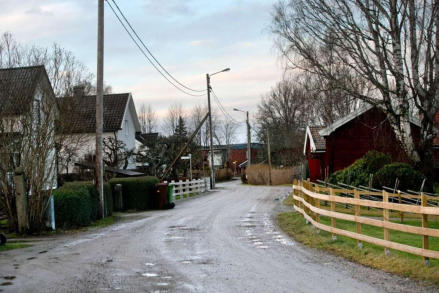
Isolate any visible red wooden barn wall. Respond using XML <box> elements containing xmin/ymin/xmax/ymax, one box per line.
<box><xmin>324</xmin><ymin>108</ymin><xmax>420</xmax><ymax>174</ymax></box>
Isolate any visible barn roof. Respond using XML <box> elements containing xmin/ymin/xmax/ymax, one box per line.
<box><xmin>303</xmin><ymin>125</ymin><xmax>326</xmax><ymax>154</ymax></box>
<box><xmin>319</xmin><ymin>104</ymin><xmax>421</xmax><ymax>137</ymax></box>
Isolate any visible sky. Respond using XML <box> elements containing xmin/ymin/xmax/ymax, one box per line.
<box><xmin>0</xmin><ymin>0</ymin><xmax>284</xmax><ymax>141</ymax></box>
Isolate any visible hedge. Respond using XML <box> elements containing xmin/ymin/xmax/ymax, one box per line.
<box><xmin>53</xmin><ymin>184</ymin><xmax>92</xmax><ymax>229</ymax></box>
<box><xmin>329</xmin><ymin>151</ymin><xmax>391</xmax><ymax>187</ymax></box>
<box><xmin>108</xmin><ymin>176</ymin><xmax>159</xmax><ymax>210</ymax></box>
<box><xmin>63</xmin><ymin>181</ymin><xmax>113</xmax><ymax>219</ymax></box>
<box><xmin>373</xmin><ymin>162</ymin><xmax>428</xmax><ymax>191</ymax></box>
<box><xmin>54</xmin><ymin>181</ymin><xmax>114</xmax><ymax>228</ymax></box>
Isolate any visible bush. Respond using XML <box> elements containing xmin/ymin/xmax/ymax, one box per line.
<box><xmin>329</xmin><ymin>151</ymin><xmax>391</xmax><ymax>187</ymax></box>
<box><xmin>63</xmin><ymin>181</ymin><xmax>113</xmax><ymax>219</ymax></box>
<box><xmin>373</xmin><ymin>163</ymin><xmax>428</xmax><ymax>191</ymax></box>
<box><xmin>53</xmin><ymin>184</ymin><xmax>92</xmax><ymax>229</ymax></box>
<box><xmin>109</xmin><ymin>176</ymin><xmax>159</xmax><ymax>210</ymax></box>
<box><xmin>215</xmin><ymin>168</ymin><xmax>233</xmax><ymax>182</ymax></box>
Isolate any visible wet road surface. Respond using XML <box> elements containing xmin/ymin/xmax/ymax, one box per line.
<box><xmin>0</xmin><ymin>180</ymin><xmax>435</xmax><ymax>292</ymax></box>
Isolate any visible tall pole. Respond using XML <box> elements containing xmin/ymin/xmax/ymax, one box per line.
<box><xmin>246</xmin><ymin>111</ymin><xmax>251</xmax><ymax>166</ymax></box>
<box><xmin>267</xmin><ymin>129</ymin><xmax>272</xmax><ymax>186</ymax></box>
<box><xmin>207</xmin><ymin>74</ymin><xmax>215</xmax><ymax>189</ymax></box>
<box><xmin>96</xmin><ymin>0</ymin><xmax>105</xmax><ymax>218</ymax></box>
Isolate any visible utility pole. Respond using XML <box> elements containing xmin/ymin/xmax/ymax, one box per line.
<box><xmin>207</xmin><ymin>73</ymin><xmax>215</xmax><ymax>189</ymax></box>
<box><xmin>267</xmin><ymin>129</ymin><xmax>272</xmax><ymax>186</ymax></box>
<box><xmin>246</xmin><ymin>111</ymin><xmax>251</xmax><ymax>166</ymax></box>
<box><xmin>96</xmin><ymin>0</ymin><xmax>105</xmax><ymax>218</ymax></box>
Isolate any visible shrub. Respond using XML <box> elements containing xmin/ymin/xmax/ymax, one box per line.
<box><xmin>109</xmin><ymin>176</ymin><xmax>159</xmax><ymax>210</ymax></box>
<box><xmin>246</xmin><ymin>164</ymin><xmax>294</xmax><ymax>185</ymax></box>
<box><xmin>329</xmin><ymin>151</ymin><xmax>391</xmax><ymax>187</ymax></box>
<box><xmin>63</xmin><ymin>181</ymin><xmax>113</xmax><ymax>219</ymax></box>
<box><xmin>373</xmin><ymin>163</ymin><xmax>428</xmax><ymax>191</ymax></box>
<box><xmin>53</xmin><ymin>184</ymin><xmax>92</xmax><ymax>228</ymax></box>
<box><xmin>215</xmin><ymin>168</ymin><xmax>233</xmax><ymax>182</ymax></box>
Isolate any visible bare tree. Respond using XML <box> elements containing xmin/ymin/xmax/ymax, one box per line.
<box><xmin>0</xmin><ymin>32</ymin><xmax>95</xmax><ymax>96</ymax></box>
<box><xmin>163</xmin><ymin>103</ymin><xmax>185</xmax><ymax>136</ymax></box>
<box><xmin>272</xmin><ymin>0</ymin><xmax>439</xmax><ymax>172</ymax></box>
<box><xmin>103</xmin><ymin>133</ymin><xmax>135</xmax><ymax>170</ymax></box>
<box><xmin>138</xmin><ymin>103</ymin><xmax>157</xmax><ymax>133</ymax></box>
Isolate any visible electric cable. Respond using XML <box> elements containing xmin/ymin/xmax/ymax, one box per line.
<box><xmin>106</xmin><ymin>0</ymin><xmax>205</xmax><ymax>97</ymax></box>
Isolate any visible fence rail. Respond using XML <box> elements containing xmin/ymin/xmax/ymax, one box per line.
<box><xmin>292</xmin><ymin>179</ymin><xmax>439</xmax><ymax>263</ymax></box>
<box><xmin>165</xmin><ymin>178</ymin><xmax>210</xmax><ymax>201</ymax></box>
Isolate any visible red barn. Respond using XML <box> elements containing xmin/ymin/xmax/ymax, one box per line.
<box><xmin>304</xmin><ymin>105</ymin><xmax>422</xmax><ymax>181</ymax></box>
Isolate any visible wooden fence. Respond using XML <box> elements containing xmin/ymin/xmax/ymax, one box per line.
<box><xmin>292</xmin><ymin>179</ymin><xmax>439</xmax><ymax>263</ymax></box>
<box><xmin>165</xmin><ymin>178</ymin><xmax>210</xmax><ymax>201</ymax></box>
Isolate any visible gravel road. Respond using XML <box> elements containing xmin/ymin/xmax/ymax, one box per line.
<box><xmin>0</xmin><ymin>180</ymin><xmax>436</xmax><ymax>292</ymax></box>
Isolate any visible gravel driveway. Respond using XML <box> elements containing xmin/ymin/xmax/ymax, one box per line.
<box><xmin>0</xmin><ymin>180</ymin><xmax>435</xmax><ymax>292</ymax></box>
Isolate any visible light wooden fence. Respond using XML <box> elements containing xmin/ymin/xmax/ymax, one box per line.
<box><xmin>292</xmin><ymin>179</ymin><xmax>439</xmax><ymax>263</ymax></box>
<box><xmin>165</xmin><ymin>178</ymin><xmax>210</xmax><ymax>201</ymax></box>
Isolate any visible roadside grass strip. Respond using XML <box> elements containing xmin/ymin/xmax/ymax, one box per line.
<box><xmin>277</xmin><ymin>210</ymin><xmax>439</xmax><ymax>286</ymax></box>
<box><xmin>0</xmin><ymin>243</ymin><xmax>31</xmax><ymax>252</ymax></box>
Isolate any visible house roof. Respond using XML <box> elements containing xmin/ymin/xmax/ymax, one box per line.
<box><xmin>57</xmin><ymin>93</ymin><xmax>140</xmax><ymax>134</ymax></box>
<box><xmin>319</xmin><ymin>104</ymin><xmax>421</xmax><ymax>137</ymax></box>
<box><xmin>303</xmin><ymin>125</ymin><xmax>326</xmax><ymax>154</ymax></box>
<box><xmin>0</xmin><ymin>65</ymin><xmax>51</xmax><ymax>115</ymax></box>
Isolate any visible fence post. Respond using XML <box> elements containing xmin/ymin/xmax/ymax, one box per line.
<box><xmin>422</xmin><ymin>193</ymin><xmax>430</xmax><ymax>266</ymax></box>
<box><xmin>398</xmin><ymin>190</ymin><xmax>403</xmax><ymax>223</ymax></box>
<box><xmin>314</xmin><ymin>184</ymin><xmax>320</xmax><ymax>233</ymax></box>
<box><xmin>354</xmin><ymin>189</ymin><xmax>362</xmax><ymax>249</ymax></box>
<box><xmin>329</xmin><ymin>187</ymin><xmax>337</xmax><ymax>241</ymax></box>
<box><xmin>383</xmin><ymin>190</ymin><xmax>390</xmax><ymax>255</ymax></box>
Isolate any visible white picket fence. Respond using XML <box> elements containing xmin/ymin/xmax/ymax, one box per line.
<box><xmin>164</xmin><ymin>178</ymin><xmax>210</xmax><ymax>201</ymax></box>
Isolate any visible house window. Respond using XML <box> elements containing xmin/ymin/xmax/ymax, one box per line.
<box><xmin>125</xmin><ymin>119</ymin><xmax>129</xmax><ymax>137</ymax></box>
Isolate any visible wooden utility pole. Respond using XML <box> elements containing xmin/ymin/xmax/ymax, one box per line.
<box><xmin>246</xmin><ymin>111</ymin><xmax>251</xmax><ymax>166</ymax></box>
<box><xmin>96</xmin><ymin>0</ymin><xmax>105</xmax><ymax>218</ymax></box>
<box><xmin>267</xmin><ymin>129</ymin><xmax>272</xmax><ymax>185</ymax></box>
<box><xmin>206</xmin><ymin>73</ymin><xmax>215</xmax><ymax>189</ymax></box>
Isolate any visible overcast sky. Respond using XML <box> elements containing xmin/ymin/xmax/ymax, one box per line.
<box><xmin>0</xmin><ymin>0</ymin><xmax>283</xmax><ymax>140</ymax></box>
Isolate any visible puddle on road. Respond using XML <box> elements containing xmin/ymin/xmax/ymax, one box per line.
<box><xmin>142</xmin><ymin>273</ymin><xmax>158</xmax><ymax>277</ymax></box>
<box><xmin>157</xmin><ymin>282</ymin><xmax>169</xmax><ymax>286</ymax></box>
<box><xmin>145</xmin><ymin>263</ymin><xmax>155</xmax><ymax>267</ymax></box>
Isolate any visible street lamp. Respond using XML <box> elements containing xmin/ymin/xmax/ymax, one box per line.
<box><xmin>233</xmin><ymin>108</ymin><xmax>251</xmax><ymax>167</ymax></box>
<box><xmin>207</xmin><ymin>67</ymin><xmax>230</xmax><ymax>189</ymax></box>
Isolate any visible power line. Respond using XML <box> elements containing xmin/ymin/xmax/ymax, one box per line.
<box><xmin>106</xmin><ymin>0</ymin><xmax>205</xmax><ymax>97</ymax></box>
<box><xmin>211</xmin><ymin>88</ymin><xmax>239</xmax><ymax>123</ymax></box>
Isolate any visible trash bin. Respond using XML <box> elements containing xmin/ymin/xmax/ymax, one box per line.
<box><xmin>167</xmin><ymin>184</ymin><xmax>174</xmax><ymax>204</ymax></box>
<box><xmin>155</xmin><ymin>183</ymin><xmax>168</xmax><ymax>209</ymax></box>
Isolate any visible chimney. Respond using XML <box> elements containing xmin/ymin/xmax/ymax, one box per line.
<box><xmin>73</xmin><ymin>85</ymin><xmax>85</xmax><ymax>98</ymax></box>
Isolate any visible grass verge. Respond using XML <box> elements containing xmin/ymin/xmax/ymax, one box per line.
<box><xmin>0</xmin><ymin>242</ymin><xmax>31</xmax><ymax>252</ymax></box>
<box><xmin>277</xmin><ymin>211</ymin><xmax>439</xmax><ymax>286</ymax></box>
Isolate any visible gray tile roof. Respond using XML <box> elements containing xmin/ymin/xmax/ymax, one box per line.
<box><xmin>309</xmin><ymin>126</ymin><xmax>326</xmax><ymax>151</ymax></box>
<box><xmin>57</xmin><ymin>93</ymin><xmax>130</xmax><ymax>133</ymax></box>
<box><xmin>0</xmin><ymin>65</ymin><xmax>49</xmax><ymax>115</ymax></box>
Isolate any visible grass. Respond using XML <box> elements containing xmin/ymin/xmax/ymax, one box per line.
<box><xmin>278</xmin><ymin>196</ymin><xmax>439</xmax><ymax>286</ymax></box>
<box><xmin>89</xmin><ymin>216</ymin><xmax>115</xmax><ymax>228</ymax></box>
<box><xmin>0</xmin><ymin>242</ymin><xmax>31</xmax><ymax>252</ymax></box>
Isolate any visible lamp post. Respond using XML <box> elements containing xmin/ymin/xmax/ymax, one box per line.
<box><xmin>233</xmin><ymin>108</ymin><xmax>251</xmax><ymax>167</ymax></box>
<box><xmin>207</xmin><ymin>67</ymin><xmax>230</xmax><ymax>189</ymax></box>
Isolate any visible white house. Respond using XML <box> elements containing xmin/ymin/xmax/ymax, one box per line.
<box><xmin>57</xmin><ymin>87</ymin><xmax>141</xmax><ymax>173</ymax></box>
<box><xmin>0</xmin><ymin>65</ymin><xmax>58</xmax><ymax>191</ymax></box>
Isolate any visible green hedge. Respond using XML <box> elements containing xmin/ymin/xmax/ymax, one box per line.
<box><xmin>373</xmin><ymin>163</ymin><xmax>428</xmax><ymax>191</ymax></box>
<box><xmin>53</xmin><ymin>184</ymin><xmax>92</xmax><ymax>229</ymax></box>
<box><xmin>329</xmin><ymin>151</ymin><xmax>391</xmax><ymax>187</ymax></box>
<box><xmin>109</xmin><ymin>176</ymin><xmax>159</xmax><ymax>210</ymax></box>
<box><xmin>54</xmin><ymin>181</ymin><xmax>114</xmax><ymax>228</ymax></box>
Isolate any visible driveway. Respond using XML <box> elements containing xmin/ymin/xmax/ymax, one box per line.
<box><xmin>0</xmin><ymin>180</ymin><xmax>434</xmax><ymax>292</ymax></box>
